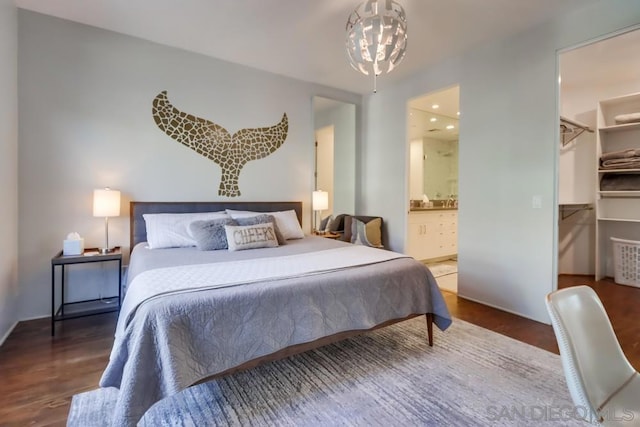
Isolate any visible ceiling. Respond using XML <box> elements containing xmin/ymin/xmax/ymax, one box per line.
<box><xmin>15</xmin><ymin>0</ymin><xmax>600</xmax><ymax>95</ymax></box>
<box><xmin>409</xmin><ymin>86</ymin><xmax>460</xmax><ymax>141</ymax></box>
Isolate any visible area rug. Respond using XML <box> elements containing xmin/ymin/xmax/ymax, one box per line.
<box><xmin>68</xmin><ymin>318</ymin><xmax>588</xmax><ymax>426</ymax></box>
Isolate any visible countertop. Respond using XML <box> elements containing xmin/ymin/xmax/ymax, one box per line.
<box><xmin>409</xmin><ymin>207</ymin><xmax>457</xmax><ymax>212</ymax></box>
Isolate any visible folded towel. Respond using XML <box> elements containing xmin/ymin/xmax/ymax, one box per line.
<box><xmin>601</xmin><ymin>157</ymin><xmax>640</xmax><ymax>169</ymax></box>
<box><xmin>614</xmin><ymin>112</ymin><xmax>640</xmax><ymax>124</ymax></box>
<box><xmin>601</xmin><ymin>174</ymin><xmax>640</xmax><ymax>191</ymax></box>
<box><xmin>601</xmin><ymin>148</ymin><xmax>640</xmax><ymax>161</ymax></box>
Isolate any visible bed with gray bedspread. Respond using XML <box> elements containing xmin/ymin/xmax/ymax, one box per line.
<box><xmin>99</xmin><ymin>227</ymin><xmax>451</xmax><ymax>426</ymax></box>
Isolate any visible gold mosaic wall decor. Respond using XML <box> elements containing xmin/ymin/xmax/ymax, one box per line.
<box><xmin>152</xmin><ymin>91</ymin><xmax>288</xmax><ymax>197</ymax></box>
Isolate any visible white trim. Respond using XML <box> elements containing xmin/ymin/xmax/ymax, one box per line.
<box><xmin>0</xmin><ymin>321</ymin><xmax>18</xmax><ymax>347</ymax></box>
<box><xmin>557</xmin><ymin>23</ymin><xmax>640</xmax><ymax>56</ymax></box>
<box><xmin>19</xmin><ymin>314</ymin><xmax>50</xmax><ymax>322</ymax></box>
<box><xmin>0</xmin><ymin>313</ymin><xmax>52</xmax><ymax>347</ymax></box>
<box><xmin>457</xmin><ymin>294</ymin><xmax>551</xmax><ymax>326</ymax></box>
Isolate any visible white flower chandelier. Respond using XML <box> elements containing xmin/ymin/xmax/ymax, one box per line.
<box><xmin>346</xmin><ymin>0</ymin><xmax>408</xmax><ymax>93</ymax></box>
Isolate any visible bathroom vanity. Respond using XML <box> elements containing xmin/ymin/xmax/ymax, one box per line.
<box><xmin>406</xmin><ymin>207</ymin><xmax>457</xmax><ymax>262</ymax></box>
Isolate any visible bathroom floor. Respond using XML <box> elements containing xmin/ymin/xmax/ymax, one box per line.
<box><xmin>426</xmin><ymin>259</ymin><xmax>458</xmax><ymax>293</ymax></box>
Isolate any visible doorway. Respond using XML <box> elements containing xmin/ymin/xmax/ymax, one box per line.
<box><xmin>558</xmin><ymin>27</ymin><xmax>640</xmax><ymax>285</ymax></box>
<box><xmin>406</xmin><ymin>85</ymin><xmax>460</xmax><ymax>293</ymax></box>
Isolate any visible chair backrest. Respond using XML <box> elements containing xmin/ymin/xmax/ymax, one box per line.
<box><xmin>545</xmin><ymin>286</ymin><xmax>636</xmax><ymax>420</ymax></box>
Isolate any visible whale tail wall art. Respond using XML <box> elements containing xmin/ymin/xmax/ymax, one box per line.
<box><xmin>152</xmin><ymin>91</ymin><xmax>289</xmax><ymax>197</ymax></box>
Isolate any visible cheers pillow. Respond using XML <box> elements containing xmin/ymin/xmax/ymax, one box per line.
<box><xmin>224</xmin><ymin>223</ymin><xmax>279</xmax><ymax>251</ymax></box>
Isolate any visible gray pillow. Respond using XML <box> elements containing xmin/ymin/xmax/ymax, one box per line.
<box><xmin>189</xmin><ymin>217</ymin><xmax>237</xmax><ymax>250</ymax></box>
<box><xmin>319</xmin><ymin>215</ymin><xmax>333</xmax><ymax>232</ymax></box>
<box><xmin>235</xmin><ymin>214</ymin><xmax>286</xmax><ymax>245</ymax></box>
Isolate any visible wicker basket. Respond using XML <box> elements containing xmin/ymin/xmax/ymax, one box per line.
<box><xmin>611</xmin><ymin>237</ymin><xmax>640</xmax><ymax>287</ymax></box>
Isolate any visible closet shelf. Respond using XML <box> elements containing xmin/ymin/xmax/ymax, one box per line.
<box><xmin>598</xmin><ymin>168</ymin><xmax>640</xmax><ymax>173</ymax></box>
<box><xmin>560</xmin><ymin>116</ymin><xmax>593</xmax><ymax>146</ymax></box>
<box><xmin>598</xmin><ymin>190</ymin><xmax>640</xmax><ymax>197</ymax></box>
<box><xmin>599</xmin><ymin>122</ymin><xmax>640</xmax><ymax>134</ymax></box>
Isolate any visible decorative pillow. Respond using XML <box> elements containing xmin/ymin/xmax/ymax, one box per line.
<box><xmin>329</xmin><ymin>214</ymin><xmax>346</xmax><ymax>233</ymax></box>
<box><xmin>234</xmin><ymin>214</ymin><xmax>286</xmax><ymax>245</ymax></box>
<box><xmin>224</xmin><ymin>223</ymin><xmax>279</xmax><ymax>251</ymax></box>
<box><xmin>226</xmin><ymin>209</ymin><xmax>304</xmax><ymax>240</ymax></box>
<box><xmin>189</xmin><ymin>217</ymin><xmax>237</xmax><ymax>251</ymax></box>
<box><xmin>143</xmin><ymin>211</ymin><xmax>229</xmax><ymax>249</ymax></box>
<box><xmin>351</xmin><ymin>217</ymin><xmax>383</xmax><ymax>248</ymax></box>
<box><xmin>319</xmin><ymin>215</ymin><xmax>333</xmax><ymax>233</ymax></box>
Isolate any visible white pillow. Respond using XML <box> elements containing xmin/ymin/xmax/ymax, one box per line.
<box><xmin>143</xmin><ymin>211</ymin><xmax>229</xmax><ymax>249</ymax></box>
<box><xmin>225</xmin><ymin>209</ymin><xmax>304</xmax><ymax>240</ymax></box>
<box><xmin>224</xmin><ymin>223</ymin><xmax>279</xmax><ymax>251</ymax></box>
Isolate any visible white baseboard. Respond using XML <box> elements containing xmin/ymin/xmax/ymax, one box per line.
<box><xmin>0</xmin><ymin>321</ymin><xmax>18</xmax><ymax>347</ymax></box>
<box><xmin>456</xmin><ymin>293</ymin><xmax>551</xmax><ymax>326</ymax></box>
<box><xmin>0</xmin><ymin>313</ymin><xmax>54</xmax><ymax>347</ymax></box>
<box><xmin>18</xmin><ymin>313</ymin><xmax>50</xmax><ymax>322</ymax></box>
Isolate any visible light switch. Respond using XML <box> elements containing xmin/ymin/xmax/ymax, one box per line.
<box><xmin>532</xmin><ymin>195</ymin><xmax>542</xmax><ymax>209</ymax></box>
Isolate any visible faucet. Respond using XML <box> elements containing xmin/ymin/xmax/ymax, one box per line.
<box><xmin>445</xmin><ymin>194</ymin><xmax>456</xmax><ymax>208</ymax></box>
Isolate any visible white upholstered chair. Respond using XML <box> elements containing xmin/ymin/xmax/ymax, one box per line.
<box><xmin>546</xmin><ymin>285</ymin><xmax>640</xmax><ymax>426</ymax></box>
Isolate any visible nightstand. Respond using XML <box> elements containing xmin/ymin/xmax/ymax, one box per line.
<box><xmin>51</xmin><ymin>247</ymin><xmax>122</xmax><ymax>336</ymax></box>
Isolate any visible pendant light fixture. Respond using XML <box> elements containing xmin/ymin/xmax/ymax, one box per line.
<box><xmin>345</xmin><ymin>0</ymin><xmax>408</xmax><ymax>93</ymax></box>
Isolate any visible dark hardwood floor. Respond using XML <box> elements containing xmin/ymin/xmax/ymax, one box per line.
<box><xmin>1</xmin><ymin>275</ymin><xmax>638</xmax><ymax>426</ymax></box>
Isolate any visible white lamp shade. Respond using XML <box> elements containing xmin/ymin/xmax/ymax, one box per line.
<box><xmin>312</xmin><ymin>190</ymin><xmax>329</xmax><ymax>211</ymax></box>
<box><xmin>93</xmin><ymin>188</ymin><xmax>121</xmax><ymax>217</ymax></box>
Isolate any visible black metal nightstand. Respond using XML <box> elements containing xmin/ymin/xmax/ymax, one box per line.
<box><xmin>51</xmin><ymin>247</ymin><xmax>122</xmax><ymax>336</ymax></box>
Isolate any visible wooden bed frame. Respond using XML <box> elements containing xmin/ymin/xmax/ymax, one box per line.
<box><xmin>128</xmin><ymin>200</ymin><xmax>434</xmax><ymax>384</ymax></box>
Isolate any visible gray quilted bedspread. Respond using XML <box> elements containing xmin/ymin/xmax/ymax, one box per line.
<box><xmin>99</xmin><ymin>237</ymin><xmax>452</xmax><ymax>426</ymax></box>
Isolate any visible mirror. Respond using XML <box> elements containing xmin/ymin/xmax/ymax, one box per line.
<box><xmin>313</xmin><ymin>97</ymin><xmax>356</xmax><ymax>219</ymax></box>
<box><xmin>408</xmin><ymin>86</ymin><xmax>459</xmax><ymax>204</ymax></box>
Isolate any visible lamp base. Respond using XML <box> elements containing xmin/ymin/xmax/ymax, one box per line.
<box><xmin>99</xmin><ymin>247</ymin><xmax>114</xmax><ymax>254</ymax></box>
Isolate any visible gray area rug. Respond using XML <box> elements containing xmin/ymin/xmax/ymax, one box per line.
<box><xmin>69</xmin><ymin>318</ymin><xmax>588</xmax><ymax>426</ymax></box>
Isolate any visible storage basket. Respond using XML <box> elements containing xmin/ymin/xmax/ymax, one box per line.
<box><xmin>611</xmin><ymin>237</ymin><xmax>640</xmax><ymax>287</ymax></box>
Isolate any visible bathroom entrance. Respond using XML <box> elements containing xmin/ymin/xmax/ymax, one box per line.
<box><xmin>406</xmin><ymin>85</ymin><xmax>460</xmax><ymax>293</ymax></box>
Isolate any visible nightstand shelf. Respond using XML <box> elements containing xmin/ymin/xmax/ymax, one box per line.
<box><xmin>51</xmin><ymin>247</ymin><xmax>122</xmax><ymax>336</ymax></box>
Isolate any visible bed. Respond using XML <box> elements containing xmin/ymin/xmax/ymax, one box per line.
<box><xmin>99</xmin><ymin>201</ymin><xmax>452</xmax><ymax>426</ymax></box>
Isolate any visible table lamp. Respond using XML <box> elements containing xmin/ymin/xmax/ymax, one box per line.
<box><xmin>312</xmin><ymin>190</ymin><xmax>329</xmax><ymax>234</ymax></box>
<box><xmin>93</xmin><ymin>187</ymin><xmax>121</xmax><ymax>254</ymax></box>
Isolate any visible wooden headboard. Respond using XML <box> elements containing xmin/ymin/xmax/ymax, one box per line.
<box><xmin>130</xmin><ymin>201</ymin><xmax>303</xmax><ymax>249</ymax></box>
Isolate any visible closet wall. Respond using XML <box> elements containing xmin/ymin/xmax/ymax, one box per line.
<box><xmin>559</xmin><ymin>29</ymin><xmax>640</xmax><ymax>275</ymax></box>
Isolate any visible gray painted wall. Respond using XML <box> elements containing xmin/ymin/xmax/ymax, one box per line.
<box><xmin>360</xmin><ymin>0</ymin><xmax>640</xmax><ymax>323</ymax></box>
<box><xmin>0</xmin><ymin>0</ymin><xmax>19</xmax><ymax>344</ymax></box>
<box><xmin>17</xmin><ymin>11</ymin><xmax>360</xmax><ymax>320</ymax></box>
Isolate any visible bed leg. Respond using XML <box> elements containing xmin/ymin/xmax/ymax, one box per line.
<box><xmin>426</xmin><ymin>313</ymin><xmax>434</xmax><ymax>346</ymax></box>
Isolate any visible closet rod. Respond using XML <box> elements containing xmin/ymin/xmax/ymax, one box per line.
<box><xmin>560</xmin><ymin>116</ymin><xmax>593</xmax><ymax>146</ymax></box>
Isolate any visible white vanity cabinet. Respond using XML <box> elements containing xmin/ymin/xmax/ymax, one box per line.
<box><xmin>407</xmin><ymin>210</ymin><xmax>457</xmax><ymax>261</ymax></box>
